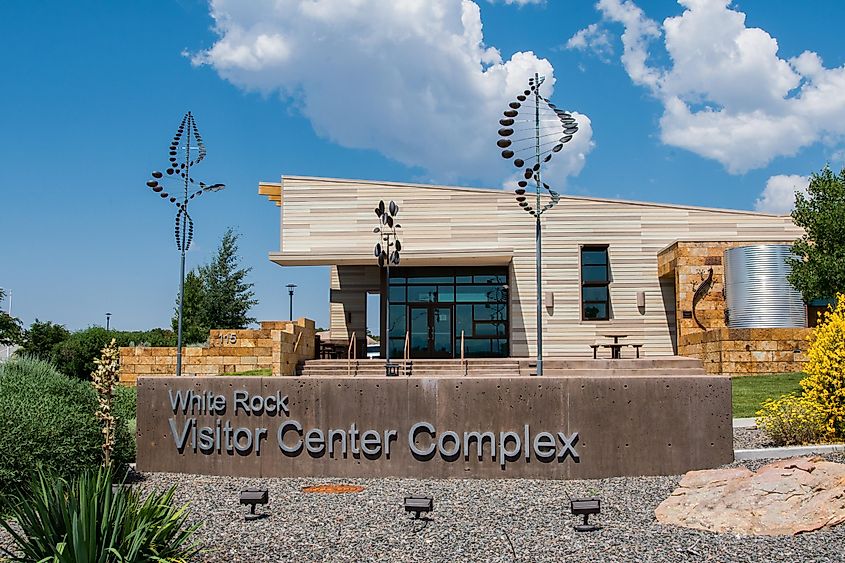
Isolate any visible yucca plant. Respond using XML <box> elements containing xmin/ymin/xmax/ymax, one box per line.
<box><xmin>0</xmin><ymin>467</ymin><xmax>201</xmax><ymax>562</ymax></box>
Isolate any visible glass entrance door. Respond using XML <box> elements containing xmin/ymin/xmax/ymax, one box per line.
<box><xmin>409</xmin><ymin>305</ymin><xmax>452</xmax><ymax>358</ymax></box>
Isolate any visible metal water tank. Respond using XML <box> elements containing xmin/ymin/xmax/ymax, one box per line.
<box><xmin>724</xmin><ymin>244</ymin><xmax>806</xmax><ymax>328</ymax></box>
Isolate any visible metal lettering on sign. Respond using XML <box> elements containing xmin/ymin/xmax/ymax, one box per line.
<box><xmin>163</xmin><ymin>388</ymin><xmax>579</xmax><ymax>469</ymax></box>
<box><xmin>219</xmin><ymin>333</ymin><xmax>237</xmax><ymax>345</ymax></box>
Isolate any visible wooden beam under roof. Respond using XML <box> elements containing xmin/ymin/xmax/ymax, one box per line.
<box><xmin>258</xmin><ymin>182</ymin><xmax>282</xmax><ymax>206</ymax></box>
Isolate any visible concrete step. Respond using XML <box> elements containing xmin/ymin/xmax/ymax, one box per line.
<box><xmin>299</xmin><ymin>357</ymin><xmax>706</xmax><ymax>378</ymax></box>
<box><xmin>298</xmin><ymin>368</ymin><xmax>708</xmax><ymax>378</ymax></box>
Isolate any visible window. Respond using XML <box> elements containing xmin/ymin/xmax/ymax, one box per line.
<box><xmin>581</xmin><ymin>246</ymin><xmax>610</xmax><ymax>320</ymax></box>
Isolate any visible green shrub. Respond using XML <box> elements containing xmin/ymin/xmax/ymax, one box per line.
<box><xmin>0</xmin><ymin>357</ymin><xmax>133</xmax><ymax>492</ymax></box>
<box><xmin>113</xmin><ymin>385</ymin><xmax>137</xmax><ymax>462</ymax></box>
<box><xmin>51</xmin><ymin>327</ymin><xmax>113</xmax><ymax>381</ymax></box>
<box><xmin>52</xmin><ymin>327</ymin><xmax>177</xmax><ymax>380</ymax></box>
<box><xmin>1</xmin><ymin>466</ymin><xmax>201</xmax><ymax>562</ymax></box>
<box><xmin>113</xmin><ymin>385</ymin><xmax>137</xmax><ymax>424</ymax></box>
<box><xmin>755</xmin><ymin>393</ymin><xmax>827</xmax><ymax>446</ymax></box>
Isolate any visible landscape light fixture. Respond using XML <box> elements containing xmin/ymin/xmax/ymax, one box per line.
<box><xmin>570</xmin><ymin>497</ymin><xmax>601</xmax><ymax>532</ymax></box>
<box><xmin>374</xmin><ymin>200</ymin><xmax>402</xmax><ymax>375</ymax></box>
<box><xmin>403</xmin><ymin>496</ymin><xmax>433</xmax><ymax>520</ymax></box>
<box><xmin>105</xmin><ymin>312</ymin><xmax>112</xmax><ymax>331</ymax></box>
<box><xmin>239</xmin><ymin>488</ymin><xmax>269</xmax><ymax>521</ymax></box>
<box><xmin>286</xmin><ymin>283</ymin><xmax>297</xmax><ymax>320</ymax></box>
<box><xmin>145</xmin><ymin>111</ymin><xmax>225</xmax><ymax>377</ymax></box>
<box><xmin>496</xmin><ymin>73</ymin><xmax>580</xmax><ymax>376</ymax></box>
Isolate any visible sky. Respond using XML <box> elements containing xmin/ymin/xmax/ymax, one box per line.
<box><xmin>2</xmin><ymin>0</ymin><xmax>845</xmax><ymax>334</ymax></box>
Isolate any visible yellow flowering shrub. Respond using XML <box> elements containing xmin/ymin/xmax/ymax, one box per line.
<box><xmin>755</xmin><ymin>394</ymin><xmax>826</xmax><ymax>446</ymax></box>
<box><xmin>801</xmin><ymin>293</ymin><xmax>845</xmax><ymax>439</ymax></box>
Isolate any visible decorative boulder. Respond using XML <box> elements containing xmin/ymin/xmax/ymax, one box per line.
<box><xmin>655</xmin><ymin>457</ymin><xmax>845</xmax><ymax>535</ymax></box>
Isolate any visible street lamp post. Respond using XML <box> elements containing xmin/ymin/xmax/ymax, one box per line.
<box><xmin>146</xmin><ymin>112</ymin><xmax>225</xmax><ymax>377</ymax></box>
<box><xmin>496</xmin><ymin>73</ymin><xmax>580</xmax><ymax>375</ymax></box>
<box><xmin>286</xmin><ymin>284</ymin><xmax>297</xmax><ymax>320</ymax></box>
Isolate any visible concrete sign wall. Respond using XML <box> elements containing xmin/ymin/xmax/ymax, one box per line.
<box><xmin>136</xmin><ymin>375</ymin><xmax>732</xmax><ymax>479</ymax></box>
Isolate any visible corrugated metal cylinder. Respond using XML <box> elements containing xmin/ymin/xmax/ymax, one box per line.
<box><xmin>724</xmin><ymin>244</ymin><xmax>806</xmax><ymax>328</ymax></box>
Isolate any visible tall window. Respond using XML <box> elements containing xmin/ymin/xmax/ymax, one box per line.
<box><xmin>581</xmin><ymin>246</ymin><xmax>610</xmax><ymax>320</ymax></box>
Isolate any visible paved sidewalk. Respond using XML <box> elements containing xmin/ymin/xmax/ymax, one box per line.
<box><xmin>733</xmin><ymin>417</ymin><xmax>756</xmax><ymax>428</ymax></box>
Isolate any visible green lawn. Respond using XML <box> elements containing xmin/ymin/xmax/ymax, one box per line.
<box><xmin>732</xmin><ymin>372</ymin><xmax>805</xmax><ymax>418</ymax></box>
<box><xmin>231</xmin><ymin>368</ymin><xmax>272</xmax><ymax>376</ymax></box>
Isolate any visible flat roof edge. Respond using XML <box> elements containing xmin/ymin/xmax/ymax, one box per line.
<box><xmin>263</xmin><ymin>174</ymin><xmax>795</xmax><ymax>217</ymax></box>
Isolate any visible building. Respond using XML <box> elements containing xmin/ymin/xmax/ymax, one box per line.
<box><xmin>260</xmin><ymin>175</ymin><xmax>806</xmax><ymax>371</ymax></box>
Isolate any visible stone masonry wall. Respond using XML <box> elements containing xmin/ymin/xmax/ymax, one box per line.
<box><xmin>119</xmin><ymin>319</ymin><xmax>316</xmax><ymax>384</ymax></box>
<box><xmin>658</xmin><ymin>241</ymin><xmax>797</xmax><ymax>341</ymax></box>
<box><xmin>678</xmin><ymin>327</ymin><xmax>810</xmax><ymax>376</ymax></box>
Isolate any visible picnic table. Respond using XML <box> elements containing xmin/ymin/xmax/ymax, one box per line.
<box><xmin>590</xmin><ymin>335</ymin><xmax>643</xmax><ymax>359</ymax></box>
<box><xmin>601</xmin><ymin>334</ymin><xmax>627</xmax><ymax>359</ymax></box>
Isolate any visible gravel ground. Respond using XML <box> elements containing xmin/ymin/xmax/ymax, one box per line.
<box><xmin>3</xmin><ymin>451</ymin><xmax>843</xmax><ymax>562</ymax></box>
<box><xmin>123</xmin><ymin>452</ymin><xmax>842</xmax><ymax>563</ymax></box>
<box><xmin>733</xmin><ymin>427</ymin><xmax>770</xmax><ymax>449</ymax></box>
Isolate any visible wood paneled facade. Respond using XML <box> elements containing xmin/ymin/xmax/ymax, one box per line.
<box><xmin>260</xmin><ymin>176</ymin><xmax>803</xmax><ymax>357</ymax></box>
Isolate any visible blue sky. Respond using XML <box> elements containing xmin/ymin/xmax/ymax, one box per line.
<box><xmin>3</xmin><ymin>0</ymin><xmax>845</xmax><ymax>333</ymax></box>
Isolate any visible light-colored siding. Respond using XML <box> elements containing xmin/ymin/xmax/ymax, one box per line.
<box><xmin>265</xmin><ymin>176</ymin><xmax>802</xmax><ymax>357</ymax></box>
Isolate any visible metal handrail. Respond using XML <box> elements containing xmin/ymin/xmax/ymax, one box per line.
<box><xmin>403</xmin><ymin>330</ymin><xmax>410</xmax><ymax>376</ymax></box>
<box><xmin>461</xmin><ymin>330</ymin><xmax>467</xmax><ymax>377</ymax></box>
<box><xmin>347</xmin><ymin>331</ymin><xmax>356</xmax><ymax>376</ymax></box>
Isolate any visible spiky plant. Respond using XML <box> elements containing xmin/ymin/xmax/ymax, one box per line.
<box><xmin>0</xmin><ymin>467</ymin><xmax>201</xmax><ymax>562</ymax></box>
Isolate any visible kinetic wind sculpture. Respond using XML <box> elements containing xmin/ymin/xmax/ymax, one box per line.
<box><xmin>497</xmin><ymin>73</ymin><xmax>579</xmax><ymax>376</ymax></box>
<box><xmin>374</xmin><ymin>200</ymin><xmax>402</xmax><ymax>373</ymax></box>
<box><xmin>145</xmin><ymin>111</ymin><xmax>224</xmax><ymax>377</ymax></box>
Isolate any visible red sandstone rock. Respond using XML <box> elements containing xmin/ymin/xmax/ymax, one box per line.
<box><xmin>655</xmin><ymin>456</ymin><xmax>845</xmax><ymax>535</ymax></box>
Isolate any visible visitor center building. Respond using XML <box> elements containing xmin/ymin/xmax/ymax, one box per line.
<box><xmin>260</xmin><ymin>176</ymin><xmax>803</xmax><ymax>361</ymax></box>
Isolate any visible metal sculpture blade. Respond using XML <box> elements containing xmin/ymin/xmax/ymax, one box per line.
<box><xmin>495</xmin><ymin>76</ymin><xmax>579</xmax><ymax>216</ymax></box>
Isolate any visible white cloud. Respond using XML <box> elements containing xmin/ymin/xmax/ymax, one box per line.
<box><xmin>754</xmin><ymin>174</ymin><xmax>809</xmax><ymax>214</ymax></box>
<box><xmin>571</xmin><ymin>0</ymin><xmax>845</xmax><ymax>173</ymax></box>
<box><xmin>192</xmin><ymin>0</ymin><xmax>592</xmax><ymax>188</ymax></box>
<box><xmin>565</xmin><ymin>23</ymin><xmax>614</xmax><ymax>62</ymax></box>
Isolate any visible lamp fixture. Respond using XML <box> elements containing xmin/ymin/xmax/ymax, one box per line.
<box><xmin>570</xmin><ymin>497</ymin><xmax>601</xmax><ymax>532</ymax></box>
<box><xmin>403</xmin><ymin>496</ymin><xmax>433</xmax><ymax>520</ymax></box>
<box><xmin>240</xmin><ymin>488</ymin><xmax>269</xmax><ymax>521</ymax></box>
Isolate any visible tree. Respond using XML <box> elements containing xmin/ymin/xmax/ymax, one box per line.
<box><xmin>170</xmin><ymin>228</ymin><xmax>257</xmax><ymax>341</ymax></box>
<box><xmin>0</xmin><ymin>288</ymin><xmax>22</xmax><ymax>347</ymax></box>
<box><xmin>788</xmin><ymin>166</ymin><xmax>845</xmax><ymax>302</ymax></box>
<box><xmin>16</xmin><ymin>319</ymin><xmax>71</xmax><ymax>361</ymax></box>
<box><xmin>203</xmin><ymin>228</ymin><xmax>257</xmax><ymax>329</ymax></box>
<box><xmin>171</xmin><ymin>269</ymin><xmax>209</xmax><ymax>344</ymax></box>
